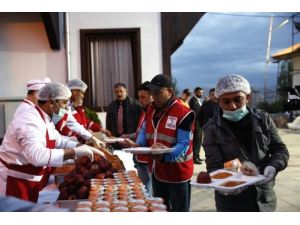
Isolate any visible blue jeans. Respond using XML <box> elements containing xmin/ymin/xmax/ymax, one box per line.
<box><xmin>133</xmin><ymin>157</ymin><xmax>152</xmax><ymax>195</ymax></box>
<box><xmin>152</xmin><ymin>174</ymin><xmax>191</xmax><ymax>212</ymax></box>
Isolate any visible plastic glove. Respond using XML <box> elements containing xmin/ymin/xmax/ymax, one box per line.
<box><xmin>74</xmin><ymin>145</ymin><xmax>94</xmax><ymax>161</ymax></box>
<box><xmin>240</xmin><ymin>161</ymin><xmax>258</xmax><ymax>176</ymax></box>
<box><xmin>257</xmin><ymin>166</ymin><xmax>276</xmax><ymax>185</ymax></box>
<box><xmin>87</xmin><ymin>145</ymin><xmax>106</xmax><ymax>159</ymax></box>
<box><xmin>217</xmin><ymin>185</ymin><xmax>249</xmax><ymax>196</ymax></box>
<box><xmin>90</xmin><ymin>136</ymin><xmax>105</xmax><ymax>148</ymax></box>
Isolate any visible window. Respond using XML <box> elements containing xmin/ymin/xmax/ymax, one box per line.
<box><xmin>80</xmin><ymin>28</ymin><xmax>141</xmax><ymax>110</ymax></box>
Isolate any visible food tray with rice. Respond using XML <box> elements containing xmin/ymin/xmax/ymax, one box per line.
<box><xmin>191</xmin><ymin>169</ymin><xmax>265</xmax><ymax>193</ymax></box>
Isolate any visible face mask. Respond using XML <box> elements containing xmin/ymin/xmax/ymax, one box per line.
<box><xmin>222</xmin><ymin>105</ymin><xmax>249</xmax><ymax>122</ymax></box>
<box><xmin>51</xmin><ymin>101</ymin><xmax>68</xmax><ymax>124</ymax></box>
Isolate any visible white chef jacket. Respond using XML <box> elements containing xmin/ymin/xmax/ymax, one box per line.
<box><xmin>0</xmin><ymin>105</ymin><xmax>77</xmax><ymax>195</ymax></box>
<box><xmin>13</xmin><ymin>99</ymin><xmax>35</xmax><ymax>118</ymax></box>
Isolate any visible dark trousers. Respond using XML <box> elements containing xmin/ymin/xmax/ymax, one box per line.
<box><xmin>193</xmin><ymin>124</ymin><xmax>203</xmax><ymax>160</ymax></box>
<box><xmin>133</xmin><ymin>157</ymin><xmax>152</xmax><ymax>195</ymax></box>
<box><xmin>152</xmin><ymin>174</ymin><xmax>191</xmax><ymax>212</ymax></box>
<box><xmin>214</xmin><ymin>186</ymin><xmax>260</xmax><ymax>212</ymax></box>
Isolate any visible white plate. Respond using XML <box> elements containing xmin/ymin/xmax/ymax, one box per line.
<box><xmin>191</xmin><ymin>169</ymin><xmax>265</xmax><ymax>193</ymax></box>
<box><xmin>104</xmin><ymin>138</ymin><xmax>125</xmax><ymax>143</ymax></box>
<box><xmin>122</xmin><ymin>147</ymin><xmax>174</xmax><ymax>154</ymax></box>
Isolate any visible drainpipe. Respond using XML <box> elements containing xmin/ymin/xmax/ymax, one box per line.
<box><xmin>65</xmin><ymin>12</ymin><xmax>71</xmax><ymax>82</ymax></box>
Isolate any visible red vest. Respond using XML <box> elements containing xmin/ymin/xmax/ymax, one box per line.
<box><xmin>145</xmin><ymin>100</ymin><xmax>194</xmax><ymax>183</ymax></box>
<box><xmin>72</xmin><ymin>106</ymin><xmax>101</xmax><ymax>132</ymax></box>
<box><xmin>0</xmin><ymin>106</ymin><xmax>55</xmax><ymax>202</ymax></box>
<box><xmin>134</xmin><ymin>111</ymin><xmax>150</xmax><ymax>164</ymax></box>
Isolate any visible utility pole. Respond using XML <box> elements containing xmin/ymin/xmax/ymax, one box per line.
<box><xmin>264</xmin><ymin>16</ymin><xmax>273</xmax><ymax>102</ymax></box>
<box><xmin>264</xmin><ymin>16</ymin><xmax>290</xmax><ymax>102</ymax></box>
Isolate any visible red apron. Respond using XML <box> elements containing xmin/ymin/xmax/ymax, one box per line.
<box><xmin>134</xmin><ymin>111</ymin><xmax>151</xmax><ymax>164</ymax></box>
<box><xmin>0</xmin><ymin>106</ymin><xmax>55</xmax><ymax>202</ymax></box>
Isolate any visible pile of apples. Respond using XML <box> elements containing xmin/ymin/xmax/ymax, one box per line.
<box><xmin>58</xmin><ymin>155</ymin><xmax>118</xmax><ymax>200</ymax></box>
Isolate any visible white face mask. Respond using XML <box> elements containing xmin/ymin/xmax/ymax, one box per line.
<box><xmin>222</xmin><ymin>105</ymin><xmax>249</xmax><ymax>122</ymax></box>
<box><xmin>52</xmin><ymin>101</ymin><xmax>68</xmax><ymax>124</ymax></box>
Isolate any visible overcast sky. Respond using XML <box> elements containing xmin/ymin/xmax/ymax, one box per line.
<box><xmin>171</xmin><ymin>12</ymin><xmax>300</xmax><ymax>95</ymax></box>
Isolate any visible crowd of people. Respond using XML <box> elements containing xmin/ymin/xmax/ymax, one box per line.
<box><xmin>0</xmin><ymin>73</ymin><xmax>289</xmax><ymax>212</ymax></box>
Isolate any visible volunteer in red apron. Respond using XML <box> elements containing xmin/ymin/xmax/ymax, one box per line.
<box><xmin>51</xmin><ymin>79</ymin><xmax>108</xmax><ymax>148</ymax></box>
<box><xmin>0</xmin><ymin>82</ymin><xmax>104</xmax><ymax>202</ymax></box>
<box><xmin>132</xmin><ymin>82</ymin><xmax>153</xmax><ymax>194</ymax></box>
<box><xmin>13</xmin><ymin>77</ymin><xmax>51</xmax><ymax>118</ymax></box>
<box><xmin>123</xmin><ymin>74</ymin><xmax>195</xmax><ymax>212</ymax></box>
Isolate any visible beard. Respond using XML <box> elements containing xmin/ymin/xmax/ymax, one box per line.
<box><xmin>73</xmin><ymin>97</ymin><xmax>83</xmax><ymax>107</ymax></box>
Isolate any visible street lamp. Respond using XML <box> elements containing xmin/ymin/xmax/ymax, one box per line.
<box><xmin>264</xmin><ymin>16</ymin><xmax>290</xmax><ymax>101</ymax></box>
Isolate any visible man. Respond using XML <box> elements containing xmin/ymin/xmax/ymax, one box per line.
<box><xmin>14</xmin><ymin>77</ymin><xmax>51</xmax><ymax>117</ymax></box>
<box><xmin>179</xmin><ymin>88</ymin><xmax>191</xmax><ymax>108</ymax></box>
<box><xmin>122</xmin><ymin>74</ymin><xmax>195</xmax><ymax>212</ymax></box>
<box><xmin>0</xmin><ymin>82</ymin><xmax>103</xmax><ymax>202</ymax></box>
<box><xmin>188</xmin><ymin>87</ymin><xmax>204</xmax><ymax>164</ymax></box>
<box><xmin>52</xmin><ymin>79</ymin><xmax>106</xmax><ymax>148</ymax></box>
<box><xmin>203</xmin><ymin>74</ymin><xmax>289</xmax><ymax>212</ymax></box>
<box><xmin>106</xmin><ymin>83</ymin><xmax>142</xmax><ymax>138</ymax></box>
<box><xmin>133</xmin><ymin>81</ymin><xmax>153</xmax><ymax>194</ymax></box>
<box><xmin>198</xmin><ymin>88</ymin><xmax>219</xmax><ymax>128</ymax></box>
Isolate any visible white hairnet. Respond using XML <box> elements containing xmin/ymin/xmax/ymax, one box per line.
<box><xmin>38</xmin><ymin>82</ymin><xmax>71</xmax><ymax>101</ymax></box>
<box><xmin>215</xmin><ymin>74</ymin><xmax>251</xmax><ymax>98</ymax></box>
<box><xmin>67</xmin><ymin>79</ymin><xmax>87</xmax><ymax>92</ymax></box>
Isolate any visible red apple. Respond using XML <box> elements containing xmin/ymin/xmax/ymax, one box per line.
<box><xmin>77</xmin><ymin>185</ymin><xmax>88</xmax><ymax>199</ymax></box>
<box><xmin>67</xmin><ymin>184</ymin><xmax>77</xmax><ymax>195</ymax></box>
<box><xmin>95</xmin><ymin>173</ymin><xmax>106</xmax><ymax>179</ymax></box>
<box><xmin>73</xmin><ymin>174</ymin><xmax>84</xmax><ymax>186</ymax></box>
<box><xmin>68</xmin><ymin>194</ymin><xmax>77</xmax><ymax>200</ymax></box>
<box><xmin>83</xmin><ymin>171</ymin><xmax>92</xmax><ymax>180</ymax></box>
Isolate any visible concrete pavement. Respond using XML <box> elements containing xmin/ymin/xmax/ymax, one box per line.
<box><xmin>191</xmin><ymin>128</ymin><xmax>300</xmax><ymax>212</ymax></box>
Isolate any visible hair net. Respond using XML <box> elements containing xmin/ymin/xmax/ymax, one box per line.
<box><xmin>215</xmin><ymin>74</ymin><xmax>251</xmax><ymax>98</ymax></box>
<box><xmin>38</xmin><ymin>82</ymin><xmax>71</xmax><ymax>101</ymax></box>
<box><xmin>67</xmin><ymin>79</ymin><xmax>88</xmax><ymax>92</ymax></box>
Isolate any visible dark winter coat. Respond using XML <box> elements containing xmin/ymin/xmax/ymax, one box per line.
<box><xmin>203</xmin><ymin>107</ymin><xmax>289</xmax><ymax>211</ymax></box>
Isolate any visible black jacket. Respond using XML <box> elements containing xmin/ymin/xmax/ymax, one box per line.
<box><xmin>198</xmin><ymin>100</ymin><xmax>219</xmax><ymax>128</ymax></box>
<box><xmin>189</xmin><ymin>96</ymin><xmax>201</xmax><ymax>115</ymax></box>
<box><xmin>106</xmin><ymin>97</ymin><xmax>142</xmax><ymax>137</ymax></box>
<box><xmin>203</xmin><ymin>107</ymin><xmax>289</xmax><ymax>211</ymax></box>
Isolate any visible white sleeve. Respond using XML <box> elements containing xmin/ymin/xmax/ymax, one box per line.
<box><xmin>65</xmin><ymin>110</ymin><xmax>93</xmax><ymax>140</ymax></box>
<box><xmin>51</xmin><ymin>123</ymin><xmax>78</xmax><ymax>149</ymax></box>
<box><xmin>16</xmin><ymin>113</ymin><xmax>64</xmax><ymax>167</ymax></box>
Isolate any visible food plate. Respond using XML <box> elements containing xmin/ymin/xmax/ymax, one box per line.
<box><xmin>122</xmin><ymin>147</ymin><xmax>175</xmax><ymax>154</ymax></box>
<box><xmin>191</xmin><ymin>169</ymin><xmax>265</xmax><ymax>193</ymax></box>
<box><xmin>104</xmin><ymin>138</ymin><xmax>125</xmax><ymax>143</ymax></box>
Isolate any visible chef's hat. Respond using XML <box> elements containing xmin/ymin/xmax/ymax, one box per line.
<box><xmin>67</xmin><ymin>79</ymin><xmax>88</xmax><ymax>92</ymax></box>
<box><xmin>43</xmin><ymin>77</ymin><xmax>51</xmax><ymax>84</ymax></box>
<box><xmin>215</xmin><ymin>74</ymin><xmax>251</xmax><ymax>98</ymax></box>
<box><xmin>38</xmin><ymin>82</ymin><xmax>71</xmax><ymax>101</ymax></box>
<box><xmin>26</xmin><ymin>77</ymin><xmax>51</xmax><ymax>91</ymax></box>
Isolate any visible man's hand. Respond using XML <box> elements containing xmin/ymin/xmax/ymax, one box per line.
<box><xmin>117</xmin><ymin>138</ymin><xmax>138</xmax><ymax>148</ymax></box>
<box><xmin>101</xmin><ymin>128</ymin><xmax>111</xmax><ymax>137</ymax></box>
<box><xmin>74</xmin><ymin>145</ymin><xmax>94</xmax><ymax>161</ymax></box>
<box><xmin>90</xmin><ymin>136</ymin><xmax>105</xmax><ymax>148</ymax></box>
<box><xmin>257</xmin><ymin>166</ymin><xmax>276</xmax><ymax>185</ymax></box>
